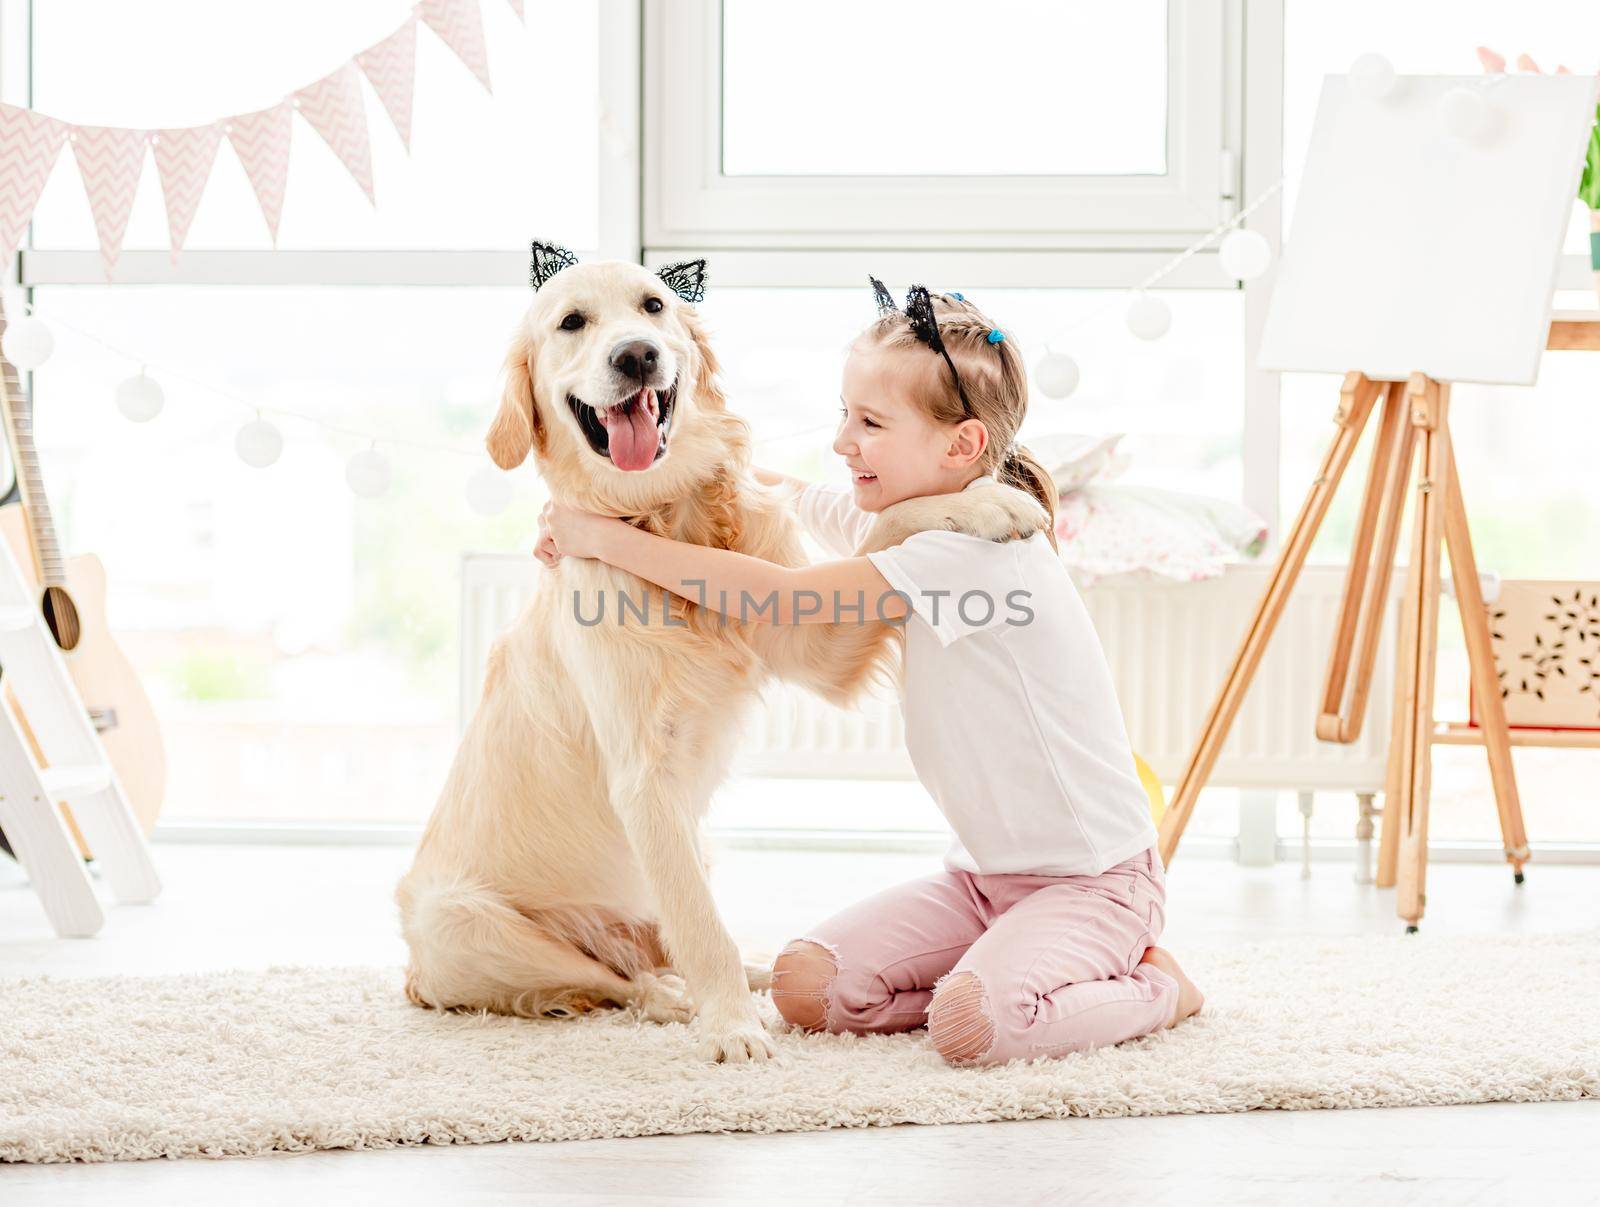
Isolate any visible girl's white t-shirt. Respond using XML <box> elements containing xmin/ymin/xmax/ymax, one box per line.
<box><xmin>798</xmin><ymin>475</ymin><xmax>1158</xmax><ymax>877</ymax></box>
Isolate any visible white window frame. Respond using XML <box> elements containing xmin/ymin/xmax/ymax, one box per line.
<box><xmin>13</xmin><ymin>0</ymin><xmax>1600</xmax><ymax>864</ymax></box>
<box><xmin>2</xmin><ymin>0</ymin><xmax>1294</xmax><ymax>860</ymax></box>
<box><xmin>626</xmin><ymin>0</ymin><xmax>1281</xmax><ymax>533</ymax></box>
<box><xmin>644</xmin><ymin>0</ymin><xmax>1233</xmax><ymax>259</ymax></box>
<box><xmin>1</xmin><ymin>0</ymin><xmax>1282</xmax><ymax>588</ymax></box>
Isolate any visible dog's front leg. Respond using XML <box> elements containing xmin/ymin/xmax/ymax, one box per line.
<box><xmin>604</xmin><ymin>749</ymin><xmax>774</xmax><ymax>1062</ymax></box>
<box><xmin>560</xmin><ymin>595</ymin><xmax>771</xmax><ymax>1062</ymax></box>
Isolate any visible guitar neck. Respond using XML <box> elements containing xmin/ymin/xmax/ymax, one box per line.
<box><xmin>0</xmin><ymin>302</ymin><xmax>65</xmax><ymax>588</ymax></box>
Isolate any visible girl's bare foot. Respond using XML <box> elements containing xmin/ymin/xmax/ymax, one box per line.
<box><xmin>1139</xmin><ymin>946</ymin><xmax>1204</xmax><ymax>1028</ymax></box>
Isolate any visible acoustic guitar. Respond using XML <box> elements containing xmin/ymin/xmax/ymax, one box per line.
<box><xmin>0</xmin><ymin>299</ymin><xmax>167</xmax><ymax>859</ymax></box>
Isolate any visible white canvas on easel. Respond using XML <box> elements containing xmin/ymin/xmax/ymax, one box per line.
<box><xmin>1259</xmin><ymin>73</ymin><xmax>1600</xmax><ymax>385</ymax></box>
<box><xmin>1163</xmin><ymin>72</ymin><xmax>1600</xmax><ymax>930</ymax></box>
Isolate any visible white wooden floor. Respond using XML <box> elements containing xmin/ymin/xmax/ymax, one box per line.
<box><xmin>2</xmin><ymin>840</ymin><xmax>1597</xmax><ymax>1205</ymax></box>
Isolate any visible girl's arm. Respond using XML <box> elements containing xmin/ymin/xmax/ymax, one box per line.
<box><xmin>545</xmin><ymin>503</ymin><xmax>908</xmax><ymax>626</ymax></box>
<box><xmin>532</xmin><ymin>465</ymin><xmax>810</xmax><ymax>569</ymax></box>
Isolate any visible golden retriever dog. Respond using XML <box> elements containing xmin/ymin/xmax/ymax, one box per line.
<box><xmin>394</xmin><ymin>243</ymin><xmax>908</xmax><ymax>1061</ymax></box>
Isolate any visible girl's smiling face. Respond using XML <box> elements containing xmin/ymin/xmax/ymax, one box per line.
<box><xmin>835</xmin><ymin>345</ymin><xmax>990</xmax><ymax>510</ymax></box>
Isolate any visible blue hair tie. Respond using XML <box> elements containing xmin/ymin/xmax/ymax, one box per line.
<box><xmin>950</xmin><ymin>291</ymin><xmax>965</xmax><ymax>301</ymax></box>
<box><xmin>987</xmin><ymin>328</ymin><xmax>1005</xmax><ymax>344</ymax></box>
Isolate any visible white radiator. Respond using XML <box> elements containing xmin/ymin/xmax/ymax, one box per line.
<box><xmin>459</xmin><ymin>556</ymin><xmax>1401</xmax><ymax>793</ymax></box>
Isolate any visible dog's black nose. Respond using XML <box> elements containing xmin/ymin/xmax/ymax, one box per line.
<box><xmin>610</xmin><ymin>339</ymin><xmax>660</xmax><ymax>383</ymax></box>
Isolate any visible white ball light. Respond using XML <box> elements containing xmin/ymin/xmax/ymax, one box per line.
<box><xmin>467</xmin><ymin>465</ymin><xmax>512</xmax><ymax>516</ymax></box>
<box><xmin>345</xmin><ymin>447</ymin><xmax>391</xmax><ymax>499</ymax></box>
<box><xmin>2</xmin><ymin>316</ymin><xmax>55</xmax><ymax>370</ymax></box>
<box><xmin>1034</xmin><ymin>353</ymin><xmax>1081</xmax><ymax>400</ymax></box>
<box><xmin>1439</xmin><ymin>87</ymin><xmax>1490</xmax><ymax>144</ymax></box>
<box><xmin>115</xmin><ymin>372</ymin><xmax>165</xmax><ymax>422</ymax></box>
<box><xmin>235</xmin><ymin>418</ymin><xmax>283</xmax><ymax>468</ymax></box>
<box><xmin>1348</xmin><ymin>53</ymin><xmax>1396</xmax><ymax>101</ymax></box>
<box><xmin>1218</xmin><ymin>228</ymin><xmax>1273</xmax><ymax>281</ymax></box>
<box><xmin>1126</xmin><ymin>295</ymin><xmax>1172</xmax><ymax>341</ymax></box>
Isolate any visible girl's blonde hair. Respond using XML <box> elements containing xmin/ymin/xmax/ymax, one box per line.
<box><xmin>854</xmin><ymin>292</ymin><xmax>1059</xmax><ymax>551</ymax></box>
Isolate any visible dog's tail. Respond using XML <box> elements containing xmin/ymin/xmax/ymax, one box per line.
<box><xmin>396</xmin><ymin>873</ymin><xmax>659</xmax><ymax>1019</ymax></box>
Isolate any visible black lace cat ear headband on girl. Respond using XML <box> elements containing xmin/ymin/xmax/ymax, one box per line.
<box><xmin>869</xmin><ymin>277</ymin><xmax>1012</xmax><ymax>456</ymax></box>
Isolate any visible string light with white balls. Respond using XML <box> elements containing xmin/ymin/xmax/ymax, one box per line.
<box><xmin>0</xmin><ymin>297</ymin><xmax>860</xmax><ymax>518</ymax></box>
<box><xmin>1034</xmin><ymin>51</ymin><xmax>1505</xmax><ymax>401</ymax></box>
<box><xmin>234</xmin><ymin>411</ymin><xmax>284</xmax><ymax>469</ymax></box>
<box><xmin>1031</xmin><ymin>181</ymin><xmax>1284</xmax><ymax>400</ymax></box>
<box><xmin>344</xmin><ymin>442</ymin><xmax>393</xmax><ymax>500</ymax></box>
<box><xmin>0</xmin><ymin>313</ymin><xmax>53</xmax><ymax>372</ymax></box>
<box><xmin>1350</xmin><ymin>50</ymin><xmax>1502</xmax><ymax>146</ymax></box>
<box><xmin>6</xmin><ymin>53</ymin><xmax>1470</xmax><ymax>497</ymax></box>
<box><xmin>115</xmin><ymin>369</ymin><xmax>165</xmax><ymax>422</ymax></box>
<box><xmin>0</xmin><ymin>298</ymin><xmax>527</xmax><ymax>516</ymax></box>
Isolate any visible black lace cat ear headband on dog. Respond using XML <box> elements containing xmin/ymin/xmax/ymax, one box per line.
<box><xmin>869</xmin><ymin>276</ymin><xmax>1009</xmax><ymax>421</ymax></box>
<box><xmin>528</xmin><ymin>239</ymin><xmax>709</xmax><ymax>303</ymax></box>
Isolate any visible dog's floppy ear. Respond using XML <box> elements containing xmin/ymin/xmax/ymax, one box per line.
<box><xmin>486</xmin><ymin>327</ymin><xmax>542</xmax><ymax>469</ymax></box>
<box><xmin>656</xmin><ymin>258</ymin><xmax>708</xmax><ymax>304</ymax></box>
<box><xmin>681</xmin><ymin>306</ymin><xmax>727</xmax><ymax>414</ymax></box>
<box><xmin>529</xmin><ymin>239</ymin><xmax>578</xmax><ymax>290</ymax></box>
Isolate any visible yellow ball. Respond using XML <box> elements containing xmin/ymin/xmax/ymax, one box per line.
<box><xmin>1134</xmin><ymin>753</ymin><xmax>1166</xmax><ymax>824</ymax></box>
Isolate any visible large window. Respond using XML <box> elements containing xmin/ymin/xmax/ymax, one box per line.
<box><xmin>7</xmin><ymin>0</ymin><xmax>1579</xmax><ymax>855</ymax></box>
<box><xmin>29</xmin><ymin>1</ymin><xmax>598</xmax><ymax>253</ymax></box>
<box><xmin>702</xmin><ymin>287</ymin><xmax>1245</xmax><ymax>502</ymax></box>
<box><xmin>720</xmin><ymin>3</ymin><xmax>1169</xmax><ymax>178</ymax></box>
<box><xmin>9</xmin><ymin>2</ymin><xmax>596</xmax><ymax>825</ymax></box>
<box><xmin>645</xmin><ymin>0</ymin><xmax>1235</xmax><ymax>257</ymax></box>
<box><xmin>27</xmin><ymin>286</ymin><xmax>543</xmax><ymax>825</ymax></box>
<box><xmin>1</xmin><ymin>1</ymin><xmax>1263</xmax><ymax>842</ymax></box>
<box><xmin>703</xmin><ymin>283</ymin><xmax>1247</xmax><ymax>847</ymax></box>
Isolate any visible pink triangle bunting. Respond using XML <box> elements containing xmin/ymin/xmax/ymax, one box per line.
<box><xmin>0</xmin><ymin>103</ymin><xmax>69</xmax><ymax>270</ymax></box>
<box><xmin>505</xmin><ymin>0</ymin><xmax>524</xmax><ymax>21</ymax></box>
<box><xmin>70</xmin><ymin>125</ymin><xmax>149</xmax><ymax>281</ymax></box>
<box><xmin>419</xmin><ymin>0</ymin><xmax>493</xmax><ymax>95</ymax></box>
<box><xmin>227</xmin><ymin>99</ymin><xmax>293</xmax><ymax>244</ymax></box>
<box><xmin>294</xmin><ymin>63</ymin><xmax>376</xmax><ymax>206</ymax></box>
<box><xmin>153</xmin><ymin>123</ymin><xmax>224</xmax><ymax>264</ymax></box>
<box><xmin>356</xmin><ymin>17</ymin><xmax>418</xmax><ymax>152</ymax></box>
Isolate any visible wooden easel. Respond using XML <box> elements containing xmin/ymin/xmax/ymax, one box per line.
<box><xmin>1157</xmin><ymin>317</ymin><xmax>1600</xmax><ymax>930</ymax></box>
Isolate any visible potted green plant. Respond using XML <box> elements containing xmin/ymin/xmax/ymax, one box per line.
<box><xmin>1479</xmin><ymin>49</ymin><xmax>1600</xmax><ymax>303</ymax></box>
<box><xmin>1582</xmin><ymin>104</ymin><xmax>1600</xmax><ymax>303</ymax></box>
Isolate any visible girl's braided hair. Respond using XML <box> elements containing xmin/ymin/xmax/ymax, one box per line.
<box><xmin>857</xmin><ymin>282</ymin><xmax>1058</xmax><ymax>550</ymax></box>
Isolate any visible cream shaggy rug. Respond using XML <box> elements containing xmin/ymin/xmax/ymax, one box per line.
<box><xmin>3</xmin><ymin>931</ymin><xmax>1597</xmax><ymax>1164</ymax></box>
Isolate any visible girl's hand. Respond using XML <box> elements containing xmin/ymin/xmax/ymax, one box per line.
<box><xmin>540</xmin><ymin>499</ymin><xmax>622</xmax><ymax>562</ymax></box>
<box><xmin>533</xmin><ymin>519</ymin><xmax>561</xmax><ymax>568</ymax></box>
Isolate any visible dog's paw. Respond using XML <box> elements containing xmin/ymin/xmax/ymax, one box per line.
<box><xmin>855</xmin><ymin>483</ymin><xmax>1047</xmax><ymax>554</ymax></box>
<box><xmin>697</xmin><ymin>1018</ymin><xmax>777</xmax><ymax>1062</ymax></box>
<box><xmin>635</xmin><ymin>973</ymin><xmax>695</xmax><ymax>1025</ymax></box>
<box><xmin>697</xmin><ymin>998</ymin><xmax>777</xmax><ymax>1062</ymax></box>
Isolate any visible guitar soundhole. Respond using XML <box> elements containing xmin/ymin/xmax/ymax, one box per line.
<box><xmin>41</xmin><ymin>585</ymin><xmax>81</xmax><ymax>652</ymax></box>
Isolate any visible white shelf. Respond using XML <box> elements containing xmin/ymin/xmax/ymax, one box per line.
<box><xmin>38</xmin><ymin>763</ymin><xmax>114</xmax><ymax>799</ymax></box>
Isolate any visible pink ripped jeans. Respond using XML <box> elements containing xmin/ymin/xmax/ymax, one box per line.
<box><xmin>770</xmin><ymin>845</ymin><xmax>1178</xmax><ymax>1067</ymax></box>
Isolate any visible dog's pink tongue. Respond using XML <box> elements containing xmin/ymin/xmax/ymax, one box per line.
<box><xmin>600</xmin><ymin>389</ymin><xmax>659</xmax><ymax>472</ymax></box>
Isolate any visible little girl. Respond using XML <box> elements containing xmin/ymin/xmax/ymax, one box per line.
<box><xmin>540</xmin><ymin>286</ymin><xmax>1203</xmax><ymax>1067</ymax></box>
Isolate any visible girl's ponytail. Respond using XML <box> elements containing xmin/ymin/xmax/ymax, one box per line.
<box><xmin>999</xmin><ymin>444</ymin><xmax>1059</xmax><ymax>553</ymax></box>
